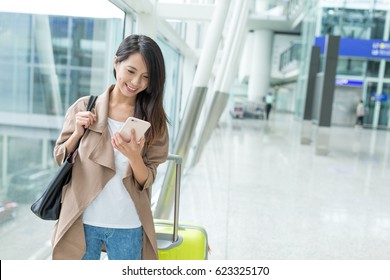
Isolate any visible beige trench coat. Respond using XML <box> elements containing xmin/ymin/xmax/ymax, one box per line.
<box><xmin>51</xmin><ymin>85</ymin><xmax>168</xmax><ymax>260</ymax></box>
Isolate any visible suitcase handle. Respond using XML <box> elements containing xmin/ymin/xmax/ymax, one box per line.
<box><xmin>167</xmin><ymin>154</ymin><xmax>182</xmax><ymax>243</ymax></box>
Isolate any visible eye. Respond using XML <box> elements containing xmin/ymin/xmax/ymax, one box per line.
<box><xmin>143</xmin><ymin>76</ymin><xmax>149</xmax><ymax>80</ymax></box>
<box><xmin>128</xmin><ymin>70</ymin><xmax>135</xmax><ymax>74</ymax></box>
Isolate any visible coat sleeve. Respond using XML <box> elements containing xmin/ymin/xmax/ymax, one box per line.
<box><xmin>53</xmin><ymin>97</ymin><xmax>90</xmax><ymax>165</ymax></box>
<box><xmin>138</xmin><ymin>128</ymin><xmax>169</xmax><ymax>191</ymax></box>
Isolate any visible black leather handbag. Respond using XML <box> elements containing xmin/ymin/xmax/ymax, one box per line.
<box><xmin>31</xmin><ymin>95</ymin><xmax>97</xmax><ymax>220</ymax></box>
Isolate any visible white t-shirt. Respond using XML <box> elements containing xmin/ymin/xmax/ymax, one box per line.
<box><xmin>356</xmin><ymin>103</ymin><xmax>365</xmax><ymax>117</ymax></box>
<box><xmin>82</xmin><ymin>118</ymin><xmax>141</xmax><ymax>229</ymax></box>
<box><xmin>265</xmin><ymin>94</ymin><xmax>274</xmax><ymax>104</ymax></box>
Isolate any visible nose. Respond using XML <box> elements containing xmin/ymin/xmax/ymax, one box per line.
<box><xmin>132</xmin><ymin>75</ymin><xmax>142</xmax><ymax>86</ymax></box>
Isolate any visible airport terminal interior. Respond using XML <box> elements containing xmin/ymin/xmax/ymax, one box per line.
<box><xmin>1</xmin><ymin>0</ymin><xmax>390</xmax><ymax>260</ymax></box>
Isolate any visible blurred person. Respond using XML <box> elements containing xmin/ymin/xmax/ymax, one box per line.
<box><xmin>265</xmin><ymin>92</ymin><xmax>274</xmax><ymax>120</ymax></box>
<box><xmin>51</xmin><ymin>34</ymin><xmax>169</xmax><ymax>260</ymax></box>
<box><xmin>355</xmin><ymin>99</ymin><xmax>364</xmax><ymax>127</ymax></box>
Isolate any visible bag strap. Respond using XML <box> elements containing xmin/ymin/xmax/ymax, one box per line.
<box><xmin>86</xmin><ymin>95</ymin><xmax>98</xmax><ymax>112</ymax></box>
<box><xmin>71</xmin><ymin>95</ymin><xmax>97</xmax><ymax>152</ymax></box>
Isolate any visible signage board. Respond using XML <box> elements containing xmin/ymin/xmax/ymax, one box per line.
<box><xmin>315</xmin><ymin>36</ymin><xmax>390</xmax><ymax>59</ymax></box>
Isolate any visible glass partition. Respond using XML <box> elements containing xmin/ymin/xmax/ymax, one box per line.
<box><xmin>321</xmin><ymin>8</ymin><xmax>385</xmax><ymax>39</ymax></box>
<box><xmin>366</xmin><ymin>60</ymin><xmax>381</xmax><ymax>77</ymax></box>
<box><xmin>0</xmin><ymin>1</ymin><xmax>124</xmax><ymax>259</ymax></box>
<box><xmin>384</xmin><ymin>62</ymin><xmax>390</xmax><ymax>78</ymax></box>
<box><xmin>379</xmin><ymin>83</ymin><xmax>390</xmax><ymax>127</ymax></box>
<box><xmin>157</xmin><ymin>37</ymin><xmax>181</xmax><ymax>149</ymax></box>
<box><xmin>336</xmin><ymin>58</ymin><xmax>365</xmax><ymax>76</ymax></box>
<box><xmin>363</xmin><ymin>81</ymin><xmax>389</xmax><ymax>128</ymax></box>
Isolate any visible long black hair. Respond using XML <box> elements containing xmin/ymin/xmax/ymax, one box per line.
<box><xmin>114</xmin><ymin>34</ymin><xmax>168</xmax><ymax>144</ymax></box>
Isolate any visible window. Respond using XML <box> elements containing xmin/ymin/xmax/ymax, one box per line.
<box><xmin>321</xmin><ymin>8</ymin><xmax>384</xmax><ymax>40</ymax></box>
<box><xmin>157</xmin><ymin>37</ymin><xmax>181</xmax><ymax>148</ymax></box>
<box><xmin>366</xmin><ymin>60</ymin><xmax>381</xmax><ymax>77</ymax></box>
<box><xmin>336</xmin><ymin>58</ymin><xmax>366</xmax><ymax>76</ymax></box>
<box><xmin>384</xmin><ymin>61</ymin><xmax>390</xmax><ymax>78</ymax></box>
<box><xmin>0</xmin><ymin>0</ymin><xmax>124</xmax><ymax>259</ymax></box>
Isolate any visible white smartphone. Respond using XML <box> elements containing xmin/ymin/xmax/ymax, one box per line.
<box><xmin>119</xmin><ymin>117</ymin><xmax>151</xmax><ymax>142</ymax></box>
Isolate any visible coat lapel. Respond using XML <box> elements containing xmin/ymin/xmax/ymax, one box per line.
<box><xmin>89</xmin><ymin>128</ymin><xmax>116</xmax><ymax>171</ymax></box>
<box><xmin>87</xmin><ymin>85</ymin><xmax>116</xmax><ymax>171</ymax></box>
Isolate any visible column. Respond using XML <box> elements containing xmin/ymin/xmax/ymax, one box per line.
<box><xmin>247</xmin><ymin>0</ymin><xmax>273</xmax><ymax>102</ymax></box>
<box><xmin>372</xmin><ymin>60</ymin><xmax>385</xmax><ymax>129</ymax></box>
<box><xmin>247</xmin><ymin>29</ymin><xmax>273</xmax><ymax>102</ymax></box>
<box><xmin>172</xmin><ymin>0</ymin><xmax>230</xmax><ymax>160</ymax></box>
<box><xmin>189</xmin><ymin>0</ymin><xmax>250</xmax><ymax>166</ymax></box>
<box><xmin>301</xmin><ymin>46</ymin><xmax>320</xmax><ymax>145</ymax></box>
<box><xmin>154</xmin><ymin>0</ymin><xmax>231</xmax><ymax>219</ymax></box>
<box><xmin>315</xmin><ymin>35</ymin><xmax>340</xmax><ymax>155</ymax></box>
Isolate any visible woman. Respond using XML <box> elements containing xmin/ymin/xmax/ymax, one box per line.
<box><xmin>51</xmin><ymin>34</ymin><xmax>169</xmax><ymax>260</ymax></box>
<box><xmin>355</xmin><ymin>99</ymin><xmax>364</xmax><ymax>127</ymax></box>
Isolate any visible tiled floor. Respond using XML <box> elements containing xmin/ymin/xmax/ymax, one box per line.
<box><xmin>178</xmin><ymin>111</ymin><xmax>390</xmax><ymax>260</ymax></box>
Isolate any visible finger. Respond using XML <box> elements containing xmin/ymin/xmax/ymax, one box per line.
<box><xmin>114</xmin><ymin>132</ymin><xmax>127</xmax><ymax>145</ymax></box>
<box><xmin>112</xmin><ymin>133</ymin><xmax>120</xmax><ymax>145</ymax></box>
<box><xmin>138</xmin><ymin>136</ymin><xmax>145</xmax><ymax>145</ymax></box>
<box><xmin>130</xmin><ymin>128</ymin><xmax>137</xmax><ymax>142</ymax></box>
<box><xmin>138</xmin><ymin>137</ymin><xmax>145</xmax><ymax>150</ymax></box>
<box><xmin>77</xmin><ymin>112</ymin><xmax>95</xmax><ymax>122</ymax></box>
<box><xmin>118</xmin><ymin>131</ymin><xmax>131</xmax><ymax>143</ymax></box>
<box><xmin>78</xmin><ymin>115</ymin><xmax>88</xmax><ymax>122</ymax></box>
<box><xmin>112</xmin><ymin>135</ymin><xmax>124</xmax><ymax>150</ymax></box>
<box><xmin>111</xmin><ymin>137</ymin><xmax>118</xmax><ymax>149</ymax></box>
<box><xmin>89</xmin><ymin>112</ymin><xmax>97</xmax><ymax>122</ymax></box>
<box><xmin>77</xmin><ymin>118</ymin><xmax>89</xmax><ymax>128</ymax></box>
<box><xmin>84</xmin><ymin>118</ymin><xmax>93</xmax><ymax>128</ymax></box>
<box><xmin>90</xmin><ymin>112</ymin><xmax>97</xmax><ymax>120</ymax></box>
<box><xmin>85</xmin><ymin>113</ymin><xmax>95</xmax><ymax>126</ymax></box>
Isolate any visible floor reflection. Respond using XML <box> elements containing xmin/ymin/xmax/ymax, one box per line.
<box><xmin>180</xmin><ymin>112</ymin><xmax>390</xmax><ymax>259</ymax></box>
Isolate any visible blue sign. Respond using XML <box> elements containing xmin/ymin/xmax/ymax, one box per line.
<box><xmin>335</xmin><ymin>78</ymin><xmax>363</xmax><ymax>87</ymax></box>
<box><xmin>315</xmin><ymin>37</ymin><xmax>390</xmax><ymax>59</ymax></box>
<box><xmin>371</xmin><ymin>93</ymin><xmax>388</xmax><ymax>102</ymax></box>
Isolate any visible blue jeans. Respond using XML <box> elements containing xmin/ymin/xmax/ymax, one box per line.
<box><xmin>82</xmin><ymin>224</ymin><xmax>143</xmax><ymax>260</ymax></box>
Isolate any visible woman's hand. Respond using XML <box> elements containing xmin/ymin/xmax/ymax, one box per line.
<box><xmin>112</xmin><ymin>129</ymin><xmax>148</xmax><ymax>185</ymax></box>
<box><xmin>64</xmin><ymin>111</ymin><xmax>96</xmax><ymax>154</ymax></box>
<box><xmin>111</xmin><ymin>129</ymin><xmax>145</xmax><ymax>161</ymax></box>
<box><xmin>74</xmin><ymin>111</ymin><xmax>97</xmax><ymax>137</ymax></box>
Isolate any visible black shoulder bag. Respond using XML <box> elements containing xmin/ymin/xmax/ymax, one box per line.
<box><xmin>31</xmin><ymin>95</ymin><xmax>97</xmax><ymax>220</ymax></box>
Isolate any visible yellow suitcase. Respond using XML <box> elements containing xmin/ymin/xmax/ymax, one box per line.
<box><xmin>155</xmin><ymin>154</ymin><xmax>208</xmax><ymax>260</ymax></box>
<box><xmin>155</xmin><ymin>219</ymin><xmax>208</xmax><ymax>260</ymax></box>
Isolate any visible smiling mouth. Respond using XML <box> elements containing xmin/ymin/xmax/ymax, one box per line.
<box><xmin>126</xmin><ymin>84</ymin><xmax>137</xmax><ymax>92</ymax></box>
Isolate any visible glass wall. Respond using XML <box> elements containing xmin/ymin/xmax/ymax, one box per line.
<box><xmin>306</xmin><ymin>5</ymin><xmax>390</xmax><ymax>129</ymax></box>
<box><xmin>0</xmin><ymin>14</ymin><xmax>123</xmax><ymax>115</ymax></box>
<box><xmin>336</xmin><ymin>57</ymin><xmax>366</xmax><ymax>76</ymax></box>
<box><xmin>0</xmin><ymin>0</ymin><xmax>187</xmax><ymax>260</ymax></box>
<box><xmin>379</xmin><ymin>82</ymin><xmax>390</xmax><ymax>127</ymax></box>
<box><xmin>384</xmin><ymin>61</ymin><xmax>390</xmax><ymax>78</ymax></box>
<box><xmin>279</xmin><ymin>43</ymin><xmax>302</xmax><ymax>72</ymax></box>
<box><xmin>321</xmin><ymin>8</ymin><xmax>385</xmax><ymax>40</ymax></box>
<box><xmin>0</xmin><ymin>2</ymin><xmax>124</xmax><ymax>259</ymax></box>
<box><xmin>157</xmin><ymin>38</ymin><xmax>181</xmax><ymax>149</ymax></box>
<box><xmin>363</xmin><ymin>81</ymin><xmax>389</xmax><ymax>128</ymax></box>
<box><xmin>294</xmin><ymin>0</ymin><xmax>317</xmax><ymax>117</ymax></box>
<box><xmin>366</xmin><ymin>60</ymin><xmax>381</xmax><ymax>77</ymax></box>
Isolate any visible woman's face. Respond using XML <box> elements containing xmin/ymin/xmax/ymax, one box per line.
<box><xmin>114</xmin><ymin>52</ymin><xmax>149</xmax><ymax>98</ymax></box>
